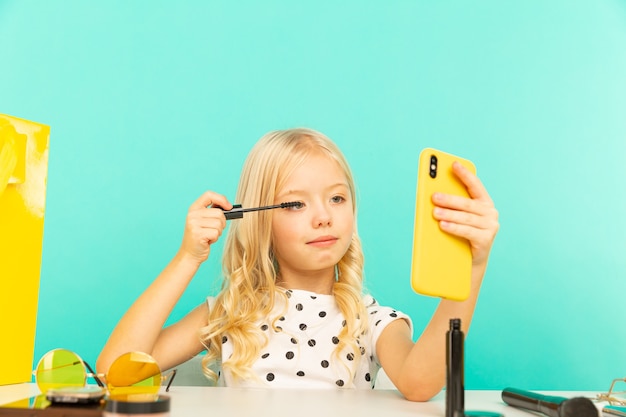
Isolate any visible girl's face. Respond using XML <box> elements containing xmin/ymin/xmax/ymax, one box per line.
<box><xmin>271</xmin><ymin>152</ymin><xmax>354</xmax><ymax>291</ymax></box>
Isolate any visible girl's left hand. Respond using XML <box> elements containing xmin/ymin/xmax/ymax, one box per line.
<box><xmin>431</xmin><ymin>161</ymin><xmax>499</xmax><ymax>266</ymax></box>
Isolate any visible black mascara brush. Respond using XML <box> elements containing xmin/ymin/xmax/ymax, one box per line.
<box><xmin>222</xmin><ymin>201</ymin><xmax>302</xmax><ymax>220</ymax></box>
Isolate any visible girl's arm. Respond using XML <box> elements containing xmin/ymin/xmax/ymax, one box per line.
<box><xmin>377</xmin><ymin>162</ymin><xmax>499</xmax><ymax>401</ymax></box>
<box><xmin>96</xmin><ymin>191</ymin><xmax>232</xmax><ymax>374</ymax></box>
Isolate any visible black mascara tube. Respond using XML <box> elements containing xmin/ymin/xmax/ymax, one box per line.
<box><xmin>446</xmin><ymin>318</ymin><xmax>464</xmax><ymax>417</ymax></box>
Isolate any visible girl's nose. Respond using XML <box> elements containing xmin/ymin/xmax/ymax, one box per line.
<box><xmin>312</xmin><ymin>203</ymin><xmax>332</xmax><ymax>228</ymax></box>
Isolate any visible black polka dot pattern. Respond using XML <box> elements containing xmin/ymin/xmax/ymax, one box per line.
<box><xmin>207</xmin><ymin>291</ymin><xmax>411</xmax><ymax>389</ymax></box>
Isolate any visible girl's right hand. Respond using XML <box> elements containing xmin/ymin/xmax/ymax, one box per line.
<box><xmin>179</xmin><ymin>191</ymin><xmax>232</xmax><ymax>264</ymax></box>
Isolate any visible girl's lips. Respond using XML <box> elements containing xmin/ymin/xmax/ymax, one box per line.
<box><xmin>307</xmin><ymin>236</ymin><xmax>338</xmax><ymax>246</ymax></box>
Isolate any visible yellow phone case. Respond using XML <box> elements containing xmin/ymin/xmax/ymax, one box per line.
<box><xmin>410</xmin><ymin>148</ymin><xmax>476</xmax><ymax>301</ymax></box>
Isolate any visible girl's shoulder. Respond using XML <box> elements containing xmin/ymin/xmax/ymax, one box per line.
<box><xmin>362</xmin><ymin>293</ymin><xmax>395</xmax><ymax>311</ymax></box>
<box><xmin>362</xmin><ymin>294</ymin><xmax>413</xmax><ymax>334</ymax></box>
<box><xmin>206</xmin><ymin>295</ymin><xmax>216</xmax><ymax>310</ymax></box>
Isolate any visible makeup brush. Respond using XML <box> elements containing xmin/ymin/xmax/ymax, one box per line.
<box><xmin>222</xmin><ymin>201</ymin><xmax>302</xmax><ymax>220</ymax></box>
<box><xmin>502</xmin><ymin>388</ymin><xmax>598</xmax><ymax>417</ymax></box>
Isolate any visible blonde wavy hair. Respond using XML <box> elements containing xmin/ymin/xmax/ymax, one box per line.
<box><xmin>200</xmin><ymin>128</ymin><xmax>368</xmax><ymax>385</ymax></box>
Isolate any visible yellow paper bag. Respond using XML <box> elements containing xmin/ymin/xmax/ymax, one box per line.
<box><xmin>0</xmin><ymin>114</ymin><xmax>49</xmax><ymax>385</ymax></box>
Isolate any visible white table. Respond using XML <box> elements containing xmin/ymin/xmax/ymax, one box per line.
<box><xmin>0</xmin><ymin>384</ymin><xmax>606</xmax><ymax>416</ymax></box>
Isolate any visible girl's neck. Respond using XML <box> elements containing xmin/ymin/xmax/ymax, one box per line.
<box><xmin>276</xmin><ymin>269</ymin><xmax>335</xmax><ymax>295</ymax></box>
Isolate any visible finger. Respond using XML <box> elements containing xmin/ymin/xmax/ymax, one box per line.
<box><xmin>187</xmin><ymin>210</ymin><xmax>227</xmax><ymax>233</ymax></box>
<box><xmin>433</xmin><ymin>206</ymin><xmax>496</xmax><ymax>231</ymax></box>
<box><xmin>189</xmin><ymin>191</ymin><xmax>232</xmax><ymax>212</ymax></box>
<box><xmin>439</xmin><ymin>220</ymin><xmax>495</xmax><ymax>263</ymax></box>
<box><xmin>451</xmin><ymin>161</ymin><xmax>494</xmax><ymax>204</ymax></box>
<box><xmin>184</xmin><ymin>217</ymin><xmax>225</xmax><ymax>251</ymax></box>
<box><xmin>195</xmin><ymin>227</ymin><xmax>222</xmax><ymax>246</ymax></box>
<box><xmin>437</xmin><ymin>207</ymin><xmax>500</xmax><ymax>258</ymax></box>
<box><xmin>439</xmin><ymin>220</ymin><xmax>480</xmax><ymax>240</ymax></box>
<box><xmin>432</xmin><ymin>192</ymin><xmax>494</xmax><ymax>217</ymax></box>
<box><xmin>189</xmin><ymin>206</ymin><xmax>229</xmax><ymax>225</ymax></box>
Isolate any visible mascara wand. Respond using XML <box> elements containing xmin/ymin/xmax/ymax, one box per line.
<box><xmin>222</xmin><ymin>201</ymin><xmax>302</xmax><ymax>220</ymax></box>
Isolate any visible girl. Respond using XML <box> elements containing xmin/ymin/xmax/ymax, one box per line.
<box><xmin>96</xmin><ymin>128</ymin><xmax>499</xmax><ymax>401</ymax></box>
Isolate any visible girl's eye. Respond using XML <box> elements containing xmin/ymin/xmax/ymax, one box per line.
<box><xmin>331</xmin><ymin>196</ymin><xmax>345</xmax><ymax>204</ymax></box>
<box><xmin>285</xmin><ymin>201</ymin><xmax>305</xmax><ymax>210</ymax></box>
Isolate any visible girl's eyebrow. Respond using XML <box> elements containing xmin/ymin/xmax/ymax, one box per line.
<box><xmin>276</xmin><ymin>183</ymin><xmax>349</xmax><ymax>200</ymax></box>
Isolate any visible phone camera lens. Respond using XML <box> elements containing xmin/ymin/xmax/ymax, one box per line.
<box><xmin>429</xmin><ymin>155</ymin><xmax>437</xmax><ymax>178</ymax></box>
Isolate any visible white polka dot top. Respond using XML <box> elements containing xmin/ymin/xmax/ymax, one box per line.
<box><xmin>206</xmin><ymin>289</ymin><xmax>412</xmax><ymax>389</ymax></box>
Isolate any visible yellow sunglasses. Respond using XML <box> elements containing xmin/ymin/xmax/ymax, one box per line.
<box><xmin>33</xmin><ymin>349</ymin><xmax>176</xmax><ymax>400</ymax></box>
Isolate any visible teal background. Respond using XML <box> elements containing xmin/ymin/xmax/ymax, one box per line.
<box><xmin>1</xmin><ymin>0</ymin><xmax>625</xmax><ymax>390</ymax></box>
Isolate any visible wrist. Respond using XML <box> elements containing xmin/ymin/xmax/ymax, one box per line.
<box><xmin>470</xmin><ymin>261</ymin><xmax>488</xmax><ymax>289</ymax></box>
<box><xmin>173</xmin><ymin>250</ymin><xmax>205</xmax><ymax>270</ymax></box>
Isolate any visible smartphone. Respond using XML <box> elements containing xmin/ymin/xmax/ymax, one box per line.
<box><xmin>410</xmin><ymin>148</ymin><xmax>476</xmax><ymax>301</ymax></box>
<box><xmin>0</xmin><ymin>393</ymin><xmax>104</xmax><ymax>416</ymax></box>
<box><xmin>46</xmin><ymin>386</ymin><xmax>105</xmax><ymax>405</ymax></box>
